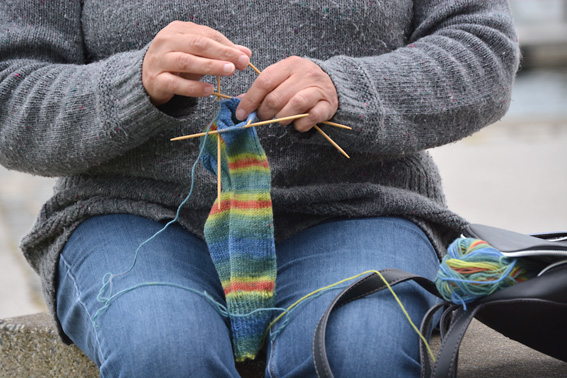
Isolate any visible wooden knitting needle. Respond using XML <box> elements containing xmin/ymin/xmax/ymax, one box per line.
<box><xmin>216</xmin><ymin>76</ymin><xmax>221</xmax><ymax>98</ymax></box>
<box><xmin>248</xmin><ymin>62</ymin><xmax>262</xmax><ymax>75</ymax></box>
<box><xmin>217</xmin><ymin>135</ymin><xmax>222</xmax><ymax>209</ymax></box>
<box><xmin>319</xmin><ymin>121</ymin><xmax>352</xmax><ymax>130</ymax></box>
<box><xmin>211</xmin><ymin>92</ymin><xmax>232</xmax><ymax>100</ymax></box>
<box><xmin>170</xmin><ymin>114</ymin><xmax>310</xmax><ymax>141</ymax></box>
<box><xmin>313</xmin><ymin>125</ymin><xmax>350</xmax><ymax>159</ymax></box>
<box><xmin>216</xmin><ymin>76</ymin><xmax>222</xmax><ymax>209</ymax></box>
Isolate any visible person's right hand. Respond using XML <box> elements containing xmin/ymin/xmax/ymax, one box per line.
<box><xmin>142</xmin><ymin>21</ymin><xmax>251</xmax><ymax>106</ymax></box>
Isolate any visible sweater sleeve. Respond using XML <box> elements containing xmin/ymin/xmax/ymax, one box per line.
<box><xmin>309</xmin><ymin>0</ymin><xmax>520</xmax><ymax>156</ymax></box>
<box><xmin>0</xmin><ymin>1</ymin><xmax>188</xmax><ymax>177</ymax></box>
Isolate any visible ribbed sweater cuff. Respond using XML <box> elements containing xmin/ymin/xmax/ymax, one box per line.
<box><xmin>308</xmin><ymin>56</ymin><xmax>383</xmax><ymax>150</ymax></box>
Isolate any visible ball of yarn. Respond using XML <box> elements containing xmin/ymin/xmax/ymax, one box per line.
<box><xmin>435</xmin><ymin>238</ymin><xmax>534</xmax><ymax>307</ymax></box>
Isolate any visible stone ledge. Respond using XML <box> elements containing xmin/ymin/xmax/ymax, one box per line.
<box><xmin>0</xmin><ymin>313</ymin><xmax>264</xmax><ymax>378</ymax></box>
<box><xmin>1</xmin><ymin>312</ymin><xmax>565</xmax><ymax>377</ymax></box>
<box><xmin>0</xmin><ymin>313</ymin><xmax>98</xmax><ymax>378</ymax></box>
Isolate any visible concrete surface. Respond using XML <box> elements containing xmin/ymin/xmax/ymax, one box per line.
<box><xmin>0</xmin><ymin>313</ymin><xmax>99</xmax><ymax>378</ymax></box>
<box><xmin>1</xmin><ymin>313</ymin><xmax>565</xmax><ymax>378</ymax></box>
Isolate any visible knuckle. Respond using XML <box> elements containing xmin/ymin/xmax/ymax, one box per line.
<box><xmin>294</xmin><ymin>119</ymin><xmax>311</xmax><ymax>132</ymax></box>
<box><xmin>290</xmin><ymin>93</ymin><xmax>310</xmax><ymax>110</ymax></box>
<box><xmin>218</xmin><ymin>47</ymin><xmax>235</xmax><ymax>62</ymax></box>
<box><xmin>152</xmin><ymin>33</ymin><xmax>168</xmax><ymax>46</ymax></box>
<box><xmin>174</xmin><ymin>54</ymin><xmax>191</xmax><ymax>71</ymax></box>
<box><xmin>286</xmin><ymin>55</ymin><xmax>303</xmax><ymax>64</ymax></box>
<box><xmin>256</xmin><ymin>73</ymin><xmax>274</xmax><ymax>91</ymax></box>
<box><xmin>190</xmin><ymin>35</ymin><xmax>208</xmax><ymax>52</ymax></box>
<box><xmin>168</xmin><ymin>20</ymin><xmax>184</xmax><ymax>28</ymax></box>
<box><xmin>263</xmin><ymin>92</ymin><xmax>283</xmax><ymax>111</ymax></box>
<box><xmin>308</xmin><ymin>107</ymin><xmax>324</xmax><ymax>121</ymax></box>
<box><xmin>163</xmin><ymin>76</ymin><xmax>178</xmax><ymax>93</ymax></box>
<box><xmin>203</xmin><ymin>59</ymin><xmax>217</xmax><ymax>74</ymax></box>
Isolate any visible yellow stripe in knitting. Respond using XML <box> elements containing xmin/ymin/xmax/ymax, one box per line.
<box><xmin>221</xmin><ymin>275</ymin><xmax>276</xmax><ymax>287</ymax></box>
<box><xmin>207</xmin><ymin>207</ymin><xmax>273</xmax><ymax>222</ymax></box>
<box><xmin>225</xmin><ymin>291</ymin><xmax>275</xmax><ymax>300</ymax></box>
<box><xmin>230</xmin><ymin>166</ymin><xmax>271</xmax><ymax>175</ymax></box>
<box><xmin>216</xmin><ymin>192</ymin><xmax>272</xmax><ymax>202</ymax></box>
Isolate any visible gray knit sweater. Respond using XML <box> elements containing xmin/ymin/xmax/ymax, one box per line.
<box><xmin>1</xmin><ymin>0</ymin><xmax>519</xmax><ymax>340</ymax></box>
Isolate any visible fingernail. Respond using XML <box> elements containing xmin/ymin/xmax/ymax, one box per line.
<box><xmin>237</xmin><ymin>55</ymin><xmax>249</xmax><ymax>69</ymax></box>
<box><xmin>204</xmin><ymin>86</ymin><xmax>214</xmax><ymax>95</ymax></box>
<box><xmin>235</xmin><ymin>108</ymin><xmax>247</xmax><ymax>121</ymax></box>
<box><xmin>223</xmin><ymin>63</ymin><xmax>235</xmax><ymax>74</ymax></box>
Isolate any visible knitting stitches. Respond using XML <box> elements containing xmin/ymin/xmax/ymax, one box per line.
<box><xmin>201</xmin><ymin>98</ymin><xmax>276</xmax><ymax>361</ymax></box>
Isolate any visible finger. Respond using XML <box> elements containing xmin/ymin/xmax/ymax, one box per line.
<box><xmin>178</xmin><ymin>72</ymin><xmax>204</xmax><ymax>81</ymax></box>
<box><xmin>254</xmin><ymin>77</ymin><xmax>298</xmax><ymax>121</ymax></box>
<box><xmin>166</xmin><ymin>34</ymin><xmax>250</xmax><ymax>71</ymax></box>
<box><xmin>168</xmin><ymin>21</ymin><xmax>237</xmax><ymax>50</ymax></box>
<box><xmin>160</xmin><ymin>52</ymin><xmax>237</xmax><ymax>77</ymax></box>
<box><xmin>277</xmin><ymin>90</ymin><xmax>336</xmax><ymax>132</ymax></box>
<box><xmin>153</xmin><ymin>72</ymin><xmax>214</xmax><ymax>100</ymax></box>
<box><xmin>235</xmin><ymin>66</ymin><xmax>293</xmax><ymax>120</ymax></box>
<box><xmin>235</xmin><ymin>45</ymin><xmax>252</xmax><ymax>59</ymax></box>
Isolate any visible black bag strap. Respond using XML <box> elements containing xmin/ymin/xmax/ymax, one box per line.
<box><xmin>418</xmin><ymin>302</ymin><xmax>448</xmax><ymax>378</ymax></box>
<box><xmin>312</xmin><ymin>269</ymin><xmax>440</xmax><ymax>378</ymax></box>
<box><xmin>313</xmin><ymin>266</ymin><xmax>567</xmax><ymax>378</ymax></box>
<box><xmin>312</xmin><ymin>269</ymin><xmax>488</xmax><ymax>378</ymax></box>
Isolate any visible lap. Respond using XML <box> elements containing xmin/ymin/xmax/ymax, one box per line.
<box><xmin>57</xmin><ymin>215</ymin><xmax>441</xmax><ymax>378</ymax></box>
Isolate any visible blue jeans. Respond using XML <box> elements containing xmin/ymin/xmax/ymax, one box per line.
<box><xmin>57</xmin><ymin>215</ymin><xmax>440</xmax><ymax>378</ymax></box>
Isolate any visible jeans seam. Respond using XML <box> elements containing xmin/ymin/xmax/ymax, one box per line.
<box><xmin>266</xmin><ymin>332</ymin><xmax>278</xmax><ymax>378</ymax></box>
<box><xmin>59</xmin><ymin>253</ymin><xmax>107</xmax><ymax>365</ymax></box>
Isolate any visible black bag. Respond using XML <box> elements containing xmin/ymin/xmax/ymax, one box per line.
<box><xmin>313</xmin><ymin>224</ymin><xmax>567</xmax><ymax>378</ymax></box>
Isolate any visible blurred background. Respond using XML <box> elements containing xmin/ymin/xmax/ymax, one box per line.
<box><xmin>1</xmin><ymin>0</ymin><xmax>566</xmax><ymax>319</ymax></box>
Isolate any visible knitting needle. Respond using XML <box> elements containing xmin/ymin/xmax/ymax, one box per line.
<box><xmin>248</xmin><ymin>62</ymin><xmax>262</xmax><ymax>75</ymax></box>
<box><xmin>319</xmin><ymin>121</ymin><xmax>352</xmax><ymax>130</ymax></box>
<box><xmin>313</xmin><ymin>125</ymin><xmax>350</xmax><ymax>159</ymax></box>
<box><xmin>216</xmin><ymin>76</ymin><xmax>222</xmax><ymax>209</ymax></box>
<box><xmin>217</xmin><ymin>135</ymin><xmax>222</xmax><ymax>209</ymax></box>
<box><xmin>211</xmin><ymin>92</ymin><xmax>232</xmax><ymax>100</ymax></box>
<box><xmin>170</xmin><ymin>114</ymin><xmax>310</xmax><ymax>141</ymax></box>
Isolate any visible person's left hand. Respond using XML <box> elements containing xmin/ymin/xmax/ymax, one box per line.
<box><xmin>235</xmin><ymin>56</ymin><xmax>338</xmax><ymax>132</ymax></box>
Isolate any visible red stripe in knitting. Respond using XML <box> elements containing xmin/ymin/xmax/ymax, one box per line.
<box><xmin>228</xmin><ymin>157</ymin><xmax>269</xmax><ymax>170</ymax></box>
<box><xmin>209</xmin><ymin>198</ymin><xmax>272</xmax><ymax>215</ymax></box>
<box><xmin>224</xmin><ymin>280</ymin><xmax>275</xmax><ymax>295</ymax></box>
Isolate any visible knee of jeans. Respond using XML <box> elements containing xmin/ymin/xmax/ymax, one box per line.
<box><xmin>98</xmin><ymin>319</ymin><xmax>238</xmax><ymax>378</ymax></box>
<box><xmin>322</xmin><ymin>295</ymin><xmax>424</xmax><ymax>377</ymax></box>
<box><xmin>93</xmin><ymin>289</ymin><xmax>238</xmax><ymax>378</ymax></box>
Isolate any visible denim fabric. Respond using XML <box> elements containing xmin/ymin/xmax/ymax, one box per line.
<box><xmin>57</xmin><ymin>215</ymin><xmax>440</xmax><ymax>378</ymax></box>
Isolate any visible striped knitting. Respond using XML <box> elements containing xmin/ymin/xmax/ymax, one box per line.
<box><xmin>201</xmin><ymin>98</ymin><xmax>277</xmax><ymax>361</ymax></box>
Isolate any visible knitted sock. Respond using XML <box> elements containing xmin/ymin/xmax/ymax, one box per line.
<box><xmin>201</xmin><ymin>98</ymin><xmax>276</xmax><ymax>361</ymax></box>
